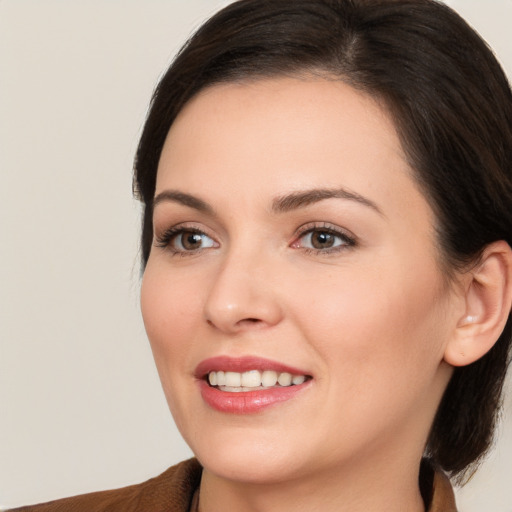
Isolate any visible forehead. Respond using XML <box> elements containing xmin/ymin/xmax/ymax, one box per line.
<box><xmin>157</xmin><ymin>77</ymin><xmax>427</xmax><ymax>220</ymax></box>
<box><xmin>163</xmin><ymin>76</ymin><xmax>404</xmax><ymax>167</ymax></box>
<box><xmin>162</xmin><ymin>77</ymin><xmax>413</xmax><ymax>186</ymax></box>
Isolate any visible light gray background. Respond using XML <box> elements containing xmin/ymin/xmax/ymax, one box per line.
<box><xmin>1</xmin><ymin>1</ymin><xmax>511</xmax><ymax>510</ymax></box>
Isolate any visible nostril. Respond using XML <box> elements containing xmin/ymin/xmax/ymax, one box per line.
<box><xmin>206</xmin><ymin>316</ymin><xmax>264</xmax><ymax>332</ymax></box>
<box><xmin>236</xmin><ymin>318</ymin><xmax>265</xmax><ymax>329</ymax></box>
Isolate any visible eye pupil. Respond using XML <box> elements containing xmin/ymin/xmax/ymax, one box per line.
<box><xmin>311</xmin><ymin>231</ymin><xmax>335</xmax><ymax>249</ymax></box>
<box><xmin>182</xmin><ymin>232</ymin><xmax>202</xmax><ymax>250</ymax></box>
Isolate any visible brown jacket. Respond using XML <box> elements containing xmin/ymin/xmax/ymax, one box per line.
<box><xmin>9</xmin><ymin>458</ymin><xmax>457</xmax><ymax>511</ymax></box>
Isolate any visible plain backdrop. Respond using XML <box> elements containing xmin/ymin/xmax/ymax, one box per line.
<box><xmin>1</xmin><ymin>1</ymin><xmax>511</xmax><ymax>510</ymax></box>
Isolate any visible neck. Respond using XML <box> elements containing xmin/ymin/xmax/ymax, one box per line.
<box><xmin>197</xmin><ymin>453</ymin><xmax>426</xmax><ymax>512</ymax></box>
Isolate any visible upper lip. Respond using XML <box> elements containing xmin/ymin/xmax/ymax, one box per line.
<box><xmin>194</xmin><ymin>356</ymin><xmax>310</xmax><ymax>379</ymax></box>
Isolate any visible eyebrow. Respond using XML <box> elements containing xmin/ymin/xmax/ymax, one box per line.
<box><xmin>152</xmin><ymin>186</ymin><xmax>383</xmax><ymax>217</ymax></box>
<box><xmin>272</xmin><ymin>188</ymin><xmax>383</xmax><ymax>216</ymax></box>
<box><xmin>152</xmin><ymin>190</ymin><xmax>215</xmax><ymax>215</ymax></box>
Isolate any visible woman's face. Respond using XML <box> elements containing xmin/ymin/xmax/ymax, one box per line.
<box><xmin>141</xmin><ymin>77</ymin><xmax>459</xmax><ymax>484</ymax></box>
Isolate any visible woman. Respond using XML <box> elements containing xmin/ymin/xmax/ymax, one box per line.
<box><xmin>10</xmin><ymin>0</ymin><xmax>512</xmax><ymax>510</ymax></box>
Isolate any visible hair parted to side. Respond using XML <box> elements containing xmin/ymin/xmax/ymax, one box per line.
<box><xmin>134</xmin><ymin>0</ymin><xmax>512</xmax><ymax>482</ymax></box>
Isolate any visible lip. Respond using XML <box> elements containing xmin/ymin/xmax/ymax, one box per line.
<box><xmin>195</xmin><ymin>356</ymin><xmax>312</xmax><ymax>414</ymax></box>
<box><xmin>194</xmin><ymin>355</ymin><xmax>309</xmax><ymax>378</ymax></box>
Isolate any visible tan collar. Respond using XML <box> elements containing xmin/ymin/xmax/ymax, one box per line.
<box><xmin>429</xmin><ymin>470</ymin><xmax>457</xmax><ymax>511</ymax></box>
<box><xmin>189</xmin><ymin>488</ymin><xmax>200</xmax><ymax>512</ymax></box>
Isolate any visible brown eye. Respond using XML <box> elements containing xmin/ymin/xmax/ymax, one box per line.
<box><xmin>171</xmin><ymin>230</ymin><xmax>217</xmax><ymax>252</ymax></box>
<box><xmin>177</xmin><ymin>231</ymin><xmax>203</xmax><ymax>250</ymax></box>
<box><xmin>310</xmin><ymin>231</ymin><xmax>336</xmax><ymax>249</ymax></box>
<box><xmin>294</xmin><ymin>227</ymin><xmax>354</xmax><ymax>253</ymax></box>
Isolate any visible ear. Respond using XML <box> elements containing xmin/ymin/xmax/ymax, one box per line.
<box><xmin>444</xmin><ymin>240</ymin><xmax>512</xmax><ymax>367</ymax></box>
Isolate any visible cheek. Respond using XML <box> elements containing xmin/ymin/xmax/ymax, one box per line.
<box><xmin>140</xmin><ymin>264</ymin><xmax>203</xmax><ymax>387</ymax></box>
<box><xmin>142</xmin><ymin>270</ymin><xmax>192</xmax><ymax>341</ymax></box>
<box><xmin>290</xmin><ymin>262</ymin><xmax>451</xmax><ymax>450</ymax></box>
<box><xmin>289</xmin><ymin>258</ymin><xmax>448</xmax><ymax>388</ymax></box>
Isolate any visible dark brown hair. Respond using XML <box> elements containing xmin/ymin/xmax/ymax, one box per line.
<box><xmin>134</xmin><ymin>0</ymin><xmax>512</xmax><ymax>481</ymax></box>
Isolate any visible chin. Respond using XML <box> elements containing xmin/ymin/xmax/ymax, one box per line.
<box><xmin>183</xmin><ymin>421</ymin><xmax>310</xmax><ymax>484</ymax></box>
<box><xmin>199</xmin><ymin>447</ymin><xmax>305</xmax><ymax>484</ymax></box>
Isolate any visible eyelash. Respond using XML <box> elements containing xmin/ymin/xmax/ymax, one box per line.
<box><xmin>154</xmin><ymin>225</ymin><xmax>218</xmax><ymax>257</ymax></box>
<box><xmin>292</xmin><ymin>222</ymin><xmax>356</xmax><ymax>255</ymax></box>
<box><xmin>154</xmin><ymin>222</ymin><xmax>356</xmax><ymax>257</ymax></box>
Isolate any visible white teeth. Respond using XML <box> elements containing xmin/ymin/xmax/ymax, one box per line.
<box><xmin>292</xmin><ymin>374</ymin><xmax>306</xmax><ymax>385</ymax></box>
<box><xmin>241</xmin><ymin>370</ymin><xmax>262</xmax><ymax>388</ymax></box>
<box><xmin>218</xmin><ymin>386</ymin><xmax>267</xmax><ymax>392</ymax></box>
<box><xmin>261</xmin><ymin>370</ymin><xmax>278</xmax><ymax>387</ymax></box>
<box><xmin>277</xmin><ymin>372</ymin><xmax>292</xmax><ymax>386</ymax></box>
<box><xmin>224</xmin><ymin>371</ymin><xmax>241</xmax><ymax>387</ymax></box>
<box><xmin>216</xmin><ymin>371</ymin><xmax>226</xmax><ymax>386</ymax></box>
<box><xmin>207</xmin><ymin>369</ymin><xmax>308</xmax><ymax>390</ymax></box>
<box><xmin>220</xmin><ymin>386</ymin><xmax>245</xmax><ymax>392</ymax></box>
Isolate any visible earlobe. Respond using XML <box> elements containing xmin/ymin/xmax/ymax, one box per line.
<box><xmin>444</xmin><ymin>241</ymin><xmax>512</xmax><ymax>367</ymax></box>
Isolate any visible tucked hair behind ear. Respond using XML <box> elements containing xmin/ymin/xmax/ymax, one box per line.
<box><xmin>134</xmin><ymin>0</ymin><xmax>512</xmax><ymax>481</ymax></box>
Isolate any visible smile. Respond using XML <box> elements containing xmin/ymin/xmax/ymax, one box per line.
<box><xmin>196</xmin><ymin>356</ymin><xmax>312</xmax><ymax>413</ymax></box>
<box><xmin>208</xmin><ymin>370</ymin><xmax>307</xmax><ymax>391</ymax></box>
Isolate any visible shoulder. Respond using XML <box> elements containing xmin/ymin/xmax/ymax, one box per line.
<box><xmin>8</xmin><ymin>458</ymin><xmax>202</xmax><ymax>512</ymax></box>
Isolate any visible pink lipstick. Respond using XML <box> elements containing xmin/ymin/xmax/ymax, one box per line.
<box><xmin>195</xmin><ymin>356</ymin><xmax>312</xmax><ymax>414</ymax></box>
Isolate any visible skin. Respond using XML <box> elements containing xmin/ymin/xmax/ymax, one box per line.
<box><xmin>140</xmin><ymin>77</ymin><xmax>465</xmax><ymax>511</ymax></box>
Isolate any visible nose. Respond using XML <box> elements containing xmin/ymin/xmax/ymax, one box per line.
<box><xmin>203</xmin><ymin>249</ymin><xmax>284</xmax><ymax>334</ymax></box>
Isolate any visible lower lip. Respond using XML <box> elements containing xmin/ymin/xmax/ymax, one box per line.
<box><xmin>199</xmin><ymin>380</ymin><xmax>310</xmax><ymax>414</ymax></box>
